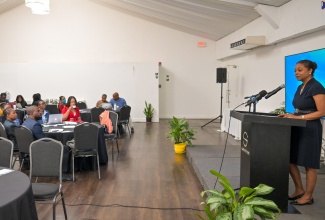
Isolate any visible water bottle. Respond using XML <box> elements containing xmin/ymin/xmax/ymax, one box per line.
<box><xmin>114</xmin><ymin>103</ymin><xmax>117</xmax><ymax>110</ymax></box>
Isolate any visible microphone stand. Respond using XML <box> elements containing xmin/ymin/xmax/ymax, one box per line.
<box><xmin>201</xmin><ymin>82</ymin><xmax>223</xmax><ymax>128</ymax></box>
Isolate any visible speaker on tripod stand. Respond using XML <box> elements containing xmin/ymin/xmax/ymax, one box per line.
<box><xmin>201</xmin><ymin>68</ymin><xmax>227</xmax><ymax>128</ymax></box>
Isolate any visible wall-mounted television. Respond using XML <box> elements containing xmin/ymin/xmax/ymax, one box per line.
<box><xmin>285</xmin><ymin>48</ymin><xmax>325</xmax><ymax>113</ymax></box>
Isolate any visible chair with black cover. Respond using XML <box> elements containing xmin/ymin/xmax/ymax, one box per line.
<box><xmin>29</xmin><ymin>138</ymin><xmax>68</xmax><ymax>220</ymax></box>
<box><xmin>0</xmin><ymin>122</ymin><xmax>7</xmax><ymax>138</ymax></box>
<box><xmin>118</xmin><ymin>105</ymin><xmax>131</xmax><ymax>136</ymax></box>
<box><xmin>91</xmin><ymin>107</ymin><xmax>105</xmax><ymax>123</ymax></box>
<box><xmin>0</xmin><ymin>137</ymin><xmax>13</xmax><ymax>168</ymax></box>
<box><xmin>46</xmin><ymin>104</ymin><xmax>60</xmax><ymax>114</ymax></box>
<box><xmin>103</xmin><ymin>111</ymin><xmax>119</xmax><ymax>158</ymax></box>
<box><xmin>14</xmin><ymin>126</ymin><xmax>34</xmax><ymax>171</ymax></box>
<box><xmin>76</xmin><ymin>101</ymin><xmax>87</xmax><ymax>109</ymax></box>
<box><xmin>69</xmin><ymin>123</ymin><xmax>100</xmax><ymax>181</ymax></box>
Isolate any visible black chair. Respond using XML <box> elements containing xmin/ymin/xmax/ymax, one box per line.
<box><xmin>76</xmin><ymin>101</ymin><xmax>87</xmax><ymax>109</ymax></box>
<box><xmin>0</xmin><ymin>122</ymin><xmax>7</xmax><ymax>138</ymax></box>
<box><xmin>103</xmin><ymin>111</ymin><xmax>119</xmax><ymax>159</ymax></box>
<box><xmin>118</xmin><ymin>105</ymin><xmax>131</xmax><ymax>136</ymax></box>
<box><xmin>1</xmin><ymin>122</ymin><xmax>20</xmax><ymax>168</ymax></box>
<box><xmin>91</xmin><ymin>107</ymin><xmax>105</xmax><ymax>123</ymax></box>
<box><xmin>0</xmin><ymin>137</ymin><xmax>13</xmax><ymax>168</ymax></box>
<box><xmin>14</xmin><ymin>126</ymin><xmax>34</xmax><ymax>171</ymax></box>
<box><xmin>67</xmin><ymin>123</ymin><xmax>100</xmax><ymax>181</ymax></box>
<box><xmin>46</xmin><ymin>104</ymin><xmax>60</xmax><ymax>114</ymax></box>
<box><xmin>29</xmin><ymin>138</ymin><xmax>68</xmax><ymax>220</ymax></box>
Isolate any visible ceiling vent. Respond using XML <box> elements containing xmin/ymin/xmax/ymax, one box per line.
<box><xmin>230</xmin><ymin>36</ymin><xmax>265</xmax><ymax>50</ymax></box>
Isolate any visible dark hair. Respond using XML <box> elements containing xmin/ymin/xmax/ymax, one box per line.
<box><xmin>59</xmin><ymin>96</ymin><xmax>65</xmax><ymax>101</ymax></box>
<box><xmin>0</xmin><ymin>102</ymin><xmax>6</xmax><ymax>110</ymax></box>
<box><xmin>102</xmin><ymin>94</ymin><xmax>107</xmax><ymax>98</ymax></box>
<box><xmin>297</xmin><ymin>60</ymin><xmax>318</xmax><ymax>76</ymax></box>
<box><xmin>66</xmin><ymin>96</ymin><xmax>77</xmax><ymax>107</ymax></box>
<box><xmin>16</xmin><ymin>95</ymin><xmax>25</xmax><ymax>103</ymax></box>
<box><xmin>3</xmin><ymin>107</ymin><xmax>14</xmax><ymax>119</ymax></box>
<box><xmin>0</xmin><ymin>93</ymin><xmax>6</xmax><ymax>97</ymax></box>
<box><xmin>32</xmin><ymin>93</ymin><xmax>41</xmax><ymax>102</ymax></box>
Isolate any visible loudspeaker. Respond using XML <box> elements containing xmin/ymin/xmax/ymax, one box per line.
<box><xmin>216</xmin><ymin>68</ymin><xmax>227</xmax><ymax>83</ymax></box>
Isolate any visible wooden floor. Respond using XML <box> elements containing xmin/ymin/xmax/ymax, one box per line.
<box><xmin>31</xmin><ymin>120</ymin><xmax>218</xmax><ymax>220</ymax></box>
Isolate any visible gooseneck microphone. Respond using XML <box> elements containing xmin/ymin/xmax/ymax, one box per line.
<box><xmin>264</xmin><ymin>84</ymin><xmax>285</xmax><ymax>99</ymax></box>
<box><xmin>245</xmin><ymin>90</ymin><xmax>267</xmax><ymax>107</ymax></box>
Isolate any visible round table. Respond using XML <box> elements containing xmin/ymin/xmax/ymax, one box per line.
<box><xmin>0</xmin><ymin>168</ymin><xmax>38</xmax><ymax>220</ymax></box>
<box><xmin>43</xmin><ymin>124</ymin><xmax>108</xmax><ymax>166</ymax></box>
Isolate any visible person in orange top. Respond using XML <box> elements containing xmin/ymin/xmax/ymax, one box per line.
<box><xmin>61</xmin><ymin>96</ymin><xmax>81</xmax><ymax>122</ymax></box>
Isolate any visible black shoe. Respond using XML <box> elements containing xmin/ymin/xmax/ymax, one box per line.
<box><xmin>131</xmin><ymin>127</ymin><xmax>134</xmax><ymax>133</ymax></box>
<box><xmin>290</xmin><ymin>198</ymin><xmax>314</xmax><ymax>206</ymax></box>
<box><xmin>288</xmin><ymin>193</ymin><xmax>304</xmax><ymax>200</ymax></box>
<box><xmin>62</xmin><ymin>173</ymin><xmax>73</xmax><ymax>182</ymax></box>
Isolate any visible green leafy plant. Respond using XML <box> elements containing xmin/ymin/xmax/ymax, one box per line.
<box><xmin>198</xmin><ymin>170</ymin><xmax>281</xmax><ymax>220</ymax></box>
<box><xmin>143</xmin><ymin>101</ymin><xmax>154</xmax><ymax>118</ymax></box>
<box><xmin>167</xmin><ymin>117</ymin><xmax>196</xmax><ymax>145</ymax></box>
<box><xmin>270</xmin><ymin>107</ymin><xmax>285</xmax><ymax>115</ymax></box>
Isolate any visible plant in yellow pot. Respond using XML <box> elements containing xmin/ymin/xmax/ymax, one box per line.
<box><xmin>167</xmin><ymin>117</ymin><xmax>195</xmax><ymax>154</ymax></box>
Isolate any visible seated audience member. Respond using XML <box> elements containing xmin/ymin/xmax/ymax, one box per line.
<box><xmin>37</xmin><ymin>100</ymin><xmax>49</xmax><ymax>124</ymax></box>
<box><xmin>0</xmin><ymin>102</ymin><xmax>6</xmax><ymax>123</ymax></box>
<box><xmin>2</xmin><ymin>103</ymin><xmax>21</xmax><ymax>125</ymax></box>
<box><xmin>58</xmin><ymin>96</ymin><xmax>66</xmax><ymax>113</ymax></box>
<box><xmin>32</xmin><ymin>93</ymin><xmax>41</xmax><ymax>106</ymax></box>
<box><xmin>109</xmin><ymin>92</ymin><xmax>134</xmax><ymax>133</ymax></box>
<box><xmin>23</xmin><ymin>106</ymin><xmax>72</xmax><ymax>181</ymax></box>
<box><xmin>0</xmin><ymin>93</ymin><xmax>8</xmax><ymax>103</ymax></box>
<box><xmin>96</xmin><ymin>94</ymin><xmax>109</xmax><ymax>108</ymax></box>
<box><xmin>62</xmin><ymin>96</ymin><xmax>82</xmax><ymax>122</ymax></box>
<box><xmin>16</xmin><ymin>95</ymin><xmax>27</xmax><ymax>108</ymax></box>
<box><xmin>3</xmin><ymin>108</ymin><xmax>18</xmax><ymax>145</ymax></box>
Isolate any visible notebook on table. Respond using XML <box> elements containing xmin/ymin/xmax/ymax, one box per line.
<box><xmin>48</xmin><ymin>114</ymin><xmax>63</xmax><ymax>124</ymax></box>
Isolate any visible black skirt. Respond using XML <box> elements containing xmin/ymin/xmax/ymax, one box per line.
<box><xmin>290</xmin><ymin>119</ymin><xmax>322</xmax><ymax>169</ymax></box>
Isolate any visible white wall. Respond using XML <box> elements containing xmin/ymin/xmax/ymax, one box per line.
<box><xmin>215</xmin><ymin>0</ymin><xmax>325</xmax><ymax>113</ymax></box>
<box><xmin>0</xmin><ymin>0</ymin><xmax>219</xmax><ymax>119</ymax></box>
<box><xmin>220</xmin><ymin>28</ymin><xmax>325</xmax><ymax>113</ymax></box>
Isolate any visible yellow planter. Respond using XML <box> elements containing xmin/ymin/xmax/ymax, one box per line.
<box><xmin>174</xmin><ymin>143</ymin><xmax>186</xmax><ymax>154</ymax></box>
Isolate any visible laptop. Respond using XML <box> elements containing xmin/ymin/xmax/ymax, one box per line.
<box><xmin>102</xmin><ymin>103</ymin><xmax>112</xmax><ymax>110</ymax></box>
<box><xmin>48</xmin><ymin>114</ymin><xmax>63</xmax><ymax>124</ymax></box>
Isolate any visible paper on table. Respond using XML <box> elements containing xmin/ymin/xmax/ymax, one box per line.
<box><xmin>0</xmin><ymin>168</ymin><xmax>14</xmax><ymax>176</ymax></box>
<box><xmin>49</xmin><ymin>129</ymin><xmax>64</xmax><ymax>133</ymax></box>
<box><xmin>63</xmin><ymin>125</ymin><xmax>76</xmax><ymax>129</ymax></box>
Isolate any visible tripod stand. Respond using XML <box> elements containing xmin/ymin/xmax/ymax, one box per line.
<box><xmin>201</xmin><ymin>82</ymin><xmax>223</xmax><ymax>128</ymax></box>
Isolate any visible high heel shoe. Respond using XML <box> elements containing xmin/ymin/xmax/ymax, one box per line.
<box><xmin>288</xmin><ymin>193</ymin><xmax>304</xmax><ymax>200</ymax></box>
<box><xmin>290</xmin><ymin>198</ymin><xmax>314</xmax><ymax>206</ymax></box>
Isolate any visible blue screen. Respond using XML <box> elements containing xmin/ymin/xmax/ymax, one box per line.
<box><xmin>285</xmin><ymin>48</ymin><xmax>325</xmax><ymax>113</ymax></box>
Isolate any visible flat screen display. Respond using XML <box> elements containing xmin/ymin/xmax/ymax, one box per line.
<box><xmin>285</xmin><ymin>48</ymin><xmax>325</xmax><ymax>113</ymax></box>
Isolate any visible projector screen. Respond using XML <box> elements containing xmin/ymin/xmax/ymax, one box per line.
<box><xmin>285</xmin><ymin>48</ymin><xmax>325</xmax><ymax>113</ymax></box>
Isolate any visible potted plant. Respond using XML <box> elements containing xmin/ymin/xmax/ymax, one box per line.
<box><xmin>197</xmin><ymin>170</ymin><xmax>281</xmax><ymax>220</ymax></box>
<box><xmin>143</xmin><ymin>101</ymin><xmax>154</xmax><ymax>123</ymax></box>
<box><xmin>167</xmin><ymin>117</ymin><xmax>195</xmax><ymax>154</ymax></box>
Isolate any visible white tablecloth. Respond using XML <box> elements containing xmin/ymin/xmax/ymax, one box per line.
<box><xmin>220</xmin><ymin>108</ymin><xmax>242</xmax><ymax>140</ymax></box>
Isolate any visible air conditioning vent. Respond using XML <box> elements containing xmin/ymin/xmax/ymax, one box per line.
<box><xmin>230</xmin><ymin>36</ymin><xmax>265</xmax><ymax>50</ymax></box>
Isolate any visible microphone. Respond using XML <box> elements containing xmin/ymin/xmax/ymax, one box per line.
<box><xmin>244</xmin><ymin>93</ymin><xmax>258</xmax><ymax>99</ymax></box>
<box><xmin>264</xmin><ymin>84</ymin><xmax>285</xmax><ymax>99</ymax></box>
<box><xmin>245</xmin><ymin>90</ymin><xmax>267</xmax><ymax>107</ymax></box>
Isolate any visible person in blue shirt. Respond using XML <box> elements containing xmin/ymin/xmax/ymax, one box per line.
<box><xmin>37</xmin><ymin>100</ymin><xmax>49</xmax><ymax>124</ymax></box>
<box><xmin>110</xmin><ymin>92</ymin><xmax>134</xmax><ymax>133</ymax></box>
<box><xmin>110</xmin><ymin>92</ymin><xmax>127</xmax><ymax>110</ymax></box>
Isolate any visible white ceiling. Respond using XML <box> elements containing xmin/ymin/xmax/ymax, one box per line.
<box><xmin>0</xmin><ymin>0</ymin><xmax>291</xmax><ymax>40</ymax></box>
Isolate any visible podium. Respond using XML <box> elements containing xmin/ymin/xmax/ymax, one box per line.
<box><xmin>231</xmin><ymin>111</ymin><xmax>306</xmax><ymax>211</ymax></box>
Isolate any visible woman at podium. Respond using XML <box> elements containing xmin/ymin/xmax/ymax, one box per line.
<box><xmin>280</xmin><ymin>60</ymin><xmax>325</xmax><ymax>205</ymax></box>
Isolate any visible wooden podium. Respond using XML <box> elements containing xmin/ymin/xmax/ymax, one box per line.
<box><xmin>231</xmin><ymin>111</ymin><xmax>306</xmax><ymax>211</ymax></box>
